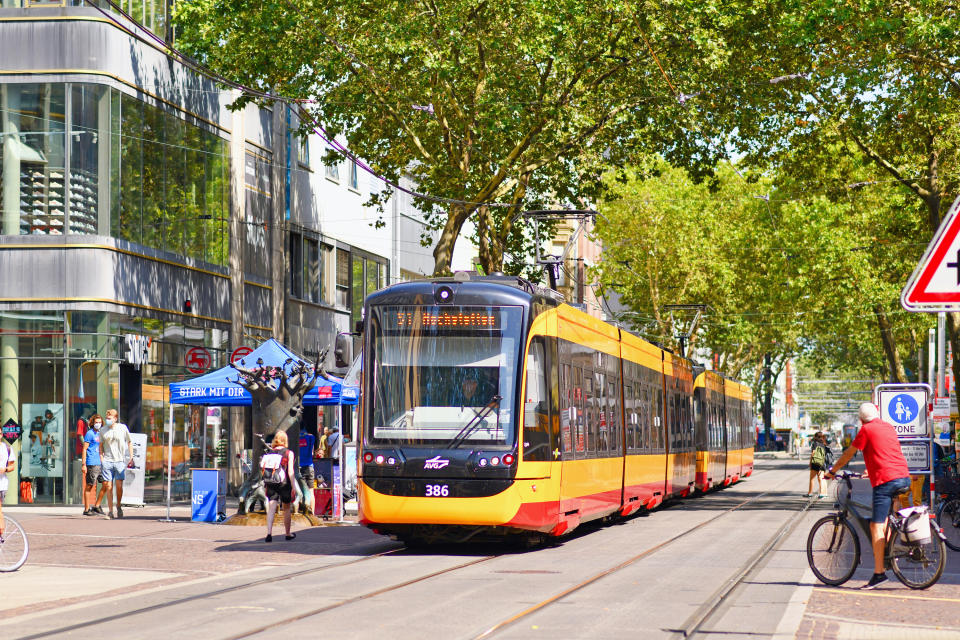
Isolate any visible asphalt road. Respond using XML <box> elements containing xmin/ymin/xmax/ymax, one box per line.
<box><xmin>4</xmin><ymin>457</ymin><xmax>960</xmax><ymax>640</ymax></box>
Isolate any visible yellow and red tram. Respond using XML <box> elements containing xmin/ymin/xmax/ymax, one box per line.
<box><xmin>357</xmin><ymin>275</ymin><xmax>755</xmax><ymax>543</ymax></box>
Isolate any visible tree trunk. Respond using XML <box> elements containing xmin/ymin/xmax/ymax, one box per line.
<box><xmin>874</xmin><ymin>304</ymin><xmax>906</xmax><ymax>383</ymax></box>
<box><xmin>433</xmin><ymin>203</ymin><xmax>474</xmax><ymax>275</ymax></box>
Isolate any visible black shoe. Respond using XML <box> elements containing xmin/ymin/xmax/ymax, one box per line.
<box><xmin>861</xmin><ymin>573</ymin><xmax>888</xmax><ymax>590</ymax></box>
<box><xmin>92</xmin><ymin>506</ymin><xmax>104</xmax><ymax>515</ymax></box>
<box><xmin>117</xmin><ymin>506</ymin><xmax>123</xmax><ymax>518</ymax></box>
<box><xmin>285</xmin><ymin>533</ymin><xmax>296</xmax><ymax>541</ymax></box>
<box><xmin>265</xmin><ymin>534</ymin><xmax>272</xmax><ymax>543</ymax></box>
<box><xmin>83</xmin><ymin>509</ymin><xmax>93</xmax><ymax>516</ymax></box>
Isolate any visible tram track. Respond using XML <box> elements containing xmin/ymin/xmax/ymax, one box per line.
<box><xmin>471</xmin><ymin>472</ymin><xmax>809</xmax><ymax>640</ymax></box>
<box><xmin>16</xmin><ymin>545</ymin><xmax>406</xmax><ymax>640</ymax></box>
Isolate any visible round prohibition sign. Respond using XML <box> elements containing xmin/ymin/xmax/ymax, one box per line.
<box><xmin>185</xmin><ymin>346</ymin><xmax>212</xmax><ymax>374</ymax></box>
<box><xmin>230</xmin><ymin>346</ymin><xmax>254</xmax><ymax>365</ymax></box>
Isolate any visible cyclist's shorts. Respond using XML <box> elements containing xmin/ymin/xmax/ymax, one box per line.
<box><xmin>872</xmin><ymin>477</ymin><xmax>911</xmax><ymax>523</ymax></box>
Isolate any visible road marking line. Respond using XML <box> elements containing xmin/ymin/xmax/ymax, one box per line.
<box><xmin>804</xmin><ymin>611</ymin><xmax>960</xmax><ymax>631</ymax></box>
<box><xmin>773</xmin><ymin>566</ymin><xmax>815</xmax><ymax>639</ymax></box>
<box><xmin>27</xmin><ymin>533</ymin><xmax>223</xmax><ymax>542</ymax></box>
<box><xmin>813</xmin><ymin>587</ymin><xmax>960</xmax><ymax>604</ymax></box>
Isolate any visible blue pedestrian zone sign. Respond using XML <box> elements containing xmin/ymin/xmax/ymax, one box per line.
<box><xmin>879</xmin><ymin>389</ymin><xmax>928</xmax><ymax>437</ymax></box>
<box><xmin>888</xmin><ymin>394</ymin><xmax>919</xmax><ymax>425</ymax></box>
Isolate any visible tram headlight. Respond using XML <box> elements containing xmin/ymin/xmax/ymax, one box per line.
<box><xmin>363</xmin><ymin>452</ymin><xmax>374</xmax><ymax>463</ymax></box>
<box><xmin>387</xmin><ymin>457</ymin><xmax>396</xmax><ymax>465</ymax></box>
<box><xmin>435</xmin><ymin>285</ymin><xmax>454</xmax><ymax>304</ymax></box>
<box><xmin>502</xmin><ymin>454</ymin><xmax>514</xmax><ymax>465</ymax></box>
<box><xmin>491</xmin><ymin>457</ymin><xmax>500</xmax><ymax>466</ymax></box>
<box><xmin>375</xmin><ymin>455</ymin><xmax>385</xmax><ymax>464</ymax></box>
<box><xmin>479</xmin><ymin>458</ymin><xmax>488</xmax><ymax>467</ymax></box>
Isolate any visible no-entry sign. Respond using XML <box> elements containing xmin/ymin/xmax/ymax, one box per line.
<box><xmin>230</xmin><ymin>346</ymin><xmax>254</xmax><ymax>364</ymax></box>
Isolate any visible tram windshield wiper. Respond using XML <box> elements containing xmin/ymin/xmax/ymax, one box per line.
<box><xmin>444</xmin><ymin>395</ymin><xmax>502</xmax><ymax>450</ymax></box>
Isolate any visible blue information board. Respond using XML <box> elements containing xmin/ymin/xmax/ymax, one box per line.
<box><xmin>191</xmin><ymin>468</ymin><xmax>226</xmax><ymax>523</ymax></box>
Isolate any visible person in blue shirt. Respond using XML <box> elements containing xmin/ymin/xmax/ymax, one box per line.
<box><xmin>298</xmin><ymin>425</ymin><xmax>318</xmax><ymax>488</ymax></box>
<box><xmin>81</xmin><ymin>414</ymin><xmax>104</xmax><ymax>516</ymax></box>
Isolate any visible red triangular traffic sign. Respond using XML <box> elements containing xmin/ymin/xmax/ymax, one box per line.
<box><xmin>902</xmin><ymin>195</ymin><xmax>960</xmax><ymax>311</ymax></box>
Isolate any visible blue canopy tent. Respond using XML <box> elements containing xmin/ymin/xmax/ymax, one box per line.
<box><xmin>162</xmin><ymin>338</ymin><xmax>358</xmax><ymax>521</ymax></box>
<box><xmin>168</xmin><ymin>338</ymin><xmax>358</xmax><ymax>406</ymax></box>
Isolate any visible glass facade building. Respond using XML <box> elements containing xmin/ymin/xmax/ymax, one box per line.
<box><xmin>0</xmin><ymin>3</ymin><xmax>429</xmax><ymax>508</ymax></box>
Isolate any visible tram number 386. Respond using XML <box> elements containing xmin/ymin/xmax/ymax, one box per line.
<box><xmin>425</xmin><ymin>484</ymin><xmax>450</xmax><ymax>497</ymax></box>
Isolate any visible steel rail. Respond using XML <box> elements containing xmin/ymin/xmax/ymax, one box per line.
<box><xmin>471</xmin><ymin>471</ymin><xmax>799</xmax><ymax>640</ymax></box>
<box><xmin>673</xmin><ymin>498</ymin><xmax>814</xmax><ymax>638</ymax></box>
<box><xmin>16</xmin><ymin>546</ymin><xmax>405</xmax><ymax>640</ymax></box>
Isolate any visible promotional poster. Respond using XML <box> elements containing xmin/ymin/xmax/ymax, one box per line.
<box><xmin>121</xmin><ymin>433</ymin><xmax>148</xmax><ymax>506</ymax></box>
<box><xmin>22</xmin><ymin>403</ymin><xmax>64</xmax><ymax>479</ymax></box>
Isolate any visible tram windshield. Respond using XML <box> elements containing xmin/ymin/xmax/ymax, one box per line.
<box><xmin>368</xmin><ymin>305</ymin><xmax>522</xmax><ymax>446</ymax></box>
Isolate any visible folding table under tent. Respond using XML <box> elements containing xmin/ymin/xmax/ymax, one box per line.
<box><xmin>164</xmin><ymin>338</ymin><xmax>359</xmax><ymax>521</ymax></box>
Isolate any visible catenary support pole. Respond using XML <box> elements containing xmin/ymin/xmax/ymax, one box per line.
<box><xmin>159</xmin><ymin>402</ymin><xmax>176</xmax><ymax>522</ymax></box>
<box><xmin>938</xmin><ymin>313</ymin><xmax>947</xmax><ymax>397</ymax></box>
<box><xmin>337</xmin><ymin>405</ymin><xmax>345</xmax><ymax>523</ymax></box>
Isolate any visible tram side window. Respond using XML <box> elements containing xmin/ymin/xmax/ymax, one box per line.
<box><xmin>624</xmin><ymin>383</ymin><xmax>635</xmax><ymax>452</ymax></box>
<box><xmin>608</xmin><ymin>378</ymin><xmax>620</xmax><ymax>455</ymax></box>
<box><xmin>595</xmin><ymin>371</ymin><xmax>607</xmax><ymax>455</ymax></box>
<box><xmin>559</xmin><ymin>362</ymin><xmax>572</xmax><ymax>454</ymax></box>
<box><xmin>583</xmin><ymin>370</ymin><xmax>595</xmax><ymax>455</ymax></box>
<box><xmin>523</xmin><ymin>338</ymin><xmax>551</xmax><ymax>461</ymax></box>
<box><xmin>573</xmin><ymin>366</ymin><xmax>585</xmax><ymax>454</ymax></box>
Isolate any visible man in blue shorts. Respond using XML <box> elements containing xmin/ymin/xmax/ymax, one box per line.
<box><xmin>826</xmin><ymin>402</ymin><xmax>911</xmax><ymax>589</ymax></box>
<box><xmin>96</xmin><ymin>409</ymin><xmax>132</xmax><ymax>519</ymax></box>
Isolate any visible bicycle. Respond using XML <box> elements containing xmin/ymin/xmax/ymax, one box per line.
<box><xmin>806</xmin><ymin>471</ymin><xmax>946</xmax><ymax>589</ymax></box>
<box><xmin>0</xmin><ymin>514</ymin><xmax>29</xmax><ymax>572</ymax></box>
<box><xmin>934</xmin><ymin>453</ymin><xmax>960</xmax><ymax>551</ymax></box>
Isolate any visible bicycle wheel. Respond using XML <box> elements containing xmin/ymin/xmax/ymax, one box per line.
<box><xmin>0</xmin><ymin>516</ymin><xmax>29</xmax><ymax>572</ymax></box>
<box><xmin>807</xmin><ymin>515</ymin><xmax>860</xmax><ymax>586</ymax></box>
<box><xmin>890</xmin><ymin>534</ymin><xmax>946</xmax><ymax>589</ymax></box>
<box><xmin>936</xmin><ymin>498</ymin><xmax>960</xmax><ymax>552</ymax></box>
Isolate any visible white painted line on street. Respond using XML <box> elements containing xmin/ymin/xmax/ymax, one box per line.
<box><xmin>26</xmin><ymin>532</ymin><xmax>225</xmax><ymax>542</ymax></box>
<box><xmin>805</xmin><ymin>611</ymin><xmax>960</xmax><ymax>636</ymax></box>
<box><xmin>812</xmin><ymin>587</ymin><xmax>960</xmax><ymax>604</ymax></box>
<box><xmin>772</xmin><ymin>567</ymin><xmax>814</xmax><ymax>639</ymax></box>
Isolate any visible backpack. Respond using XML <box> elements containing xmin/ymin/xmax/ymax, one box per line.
<box><xmin>261</xmin><ymin>448</ymin><xmax>289</xmax><ymax>487</ymax></box>
<box><xmin>811</xmin><ymin>445</ymin><xmax>826</xmax><ymax>467</ymax></box>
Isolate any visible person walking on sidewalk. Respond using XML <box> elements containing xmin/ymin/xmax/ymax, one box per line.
<box><xmin>81</xmin><ymin>414</ymin><xmax>105</xmax><ymax>516</ymax></box>
<box><xmin>96</xmin><ymin>409</ymin><xmax>133</xmax><ymax>519</ymax></box>
<box><xmin>806</xmin><ymin>432</ymin><xmax>831</xmax><ymax>498</ymax></box>
<box><xmin>262</xmin><ymin>430</ymin><xmax>300</xmax><ymax>542</ymax></box>
<box><xmin>297</xmin><ymin>424</ymin><xmax>317</xmax><ymax>489</ymax></box>
<box><xmin>826</xmin><ymin>402</ymin><xmax>911</xmax><ymax>590</ymax></box>
<box><xmin>0</xmin><ymin>438</ymin><xmax>13</xmax><ymax>536</ymax></box>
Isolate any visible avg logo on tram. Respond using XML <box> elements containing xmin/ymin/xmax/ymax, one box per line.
<box><xmin>356</xmin><ymin>274</ymin><xmax>755</xmax><ymax>545</ymax></box>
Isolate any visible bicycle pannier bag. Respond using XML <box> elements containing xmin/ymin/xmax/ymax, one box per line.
<box><xmin>898</xmin><ymin>505</ymin><xmax>931</xmax><ymax>543</ymax></box>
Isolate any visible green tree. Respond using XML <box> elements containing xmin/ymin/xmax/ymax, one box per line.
<box><xmin>173</xmin><ymin>0</ymin><xmax>780</xmax><ymax>275</ymax></box>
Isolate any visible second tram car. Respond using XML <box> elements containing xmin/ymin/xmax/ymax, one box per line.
<box><xmin>358</xmin><ymin>275</ymin><xmax>755</xmax><ymax>543</ymax></box>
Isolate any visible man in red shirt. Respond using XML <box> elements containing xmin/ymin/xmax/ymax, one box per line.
<box><xmin>826</xmin><ymin>402</ymin><xmax>911</xmax><ymax>589</ymax></box>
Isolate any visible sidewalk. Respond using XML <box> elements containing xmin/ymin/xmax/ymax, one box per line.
<box><xmin>1</xmin><ymin>501</ymin><xmax>378</xmax><ymax>622</ymax></box>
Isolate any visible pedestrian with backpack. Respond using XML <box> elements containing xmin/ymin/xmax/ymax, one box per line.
<box><xmin>807</xmin><ymin>431</ymin><xmax>830</xmax><ymax>498</ymax></box>
<box><xmin>261</xmin><ymin>430</ymin><xmax>301</xmax><ymax>542</ymax></box>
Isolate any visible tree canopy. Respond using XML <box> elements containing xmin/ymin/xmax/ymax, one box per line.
<box><xmin>173</xmin><ymin>0</ymin><xmax>780</xmax><ymax>274</ymax></box>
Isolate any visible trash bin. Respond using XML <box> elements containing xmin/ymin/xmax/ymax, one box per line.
<box><xmin>191</xmin><ymin>468</ymin><xmax>226</xmax><ymax>522</ymax></box>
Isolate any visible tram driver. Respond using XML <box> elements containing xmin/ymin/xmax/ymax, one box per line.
<box><xmin>451</xmin><ymin>369</ymin><xmax>497</xmax><ymax>408</ymax></box>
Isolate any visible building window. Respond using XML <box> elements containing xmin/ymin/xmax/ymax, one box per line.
<box><xmin>297</xmin><ymin>135</ymin><xmax>310</xmax><ymax>167</ymax></box>
<box><xmin>348</xmin><ymin>160</ymin><xmax>359</xmax><ymax>191</ymax></box>
<box><xmin>289</xmin><ymin>232</ymin><xmax>320</xmax><ymax>303</ymax></box>
<box><xmin>324</xmin><ymin>149</ymin><xmax>340</xmax><ymax>182</ymax></box>
<box><xmin>336</xmin><ymin>248</ymin><xmax>350</xmax><ymax>309</ymax></box>
<box><xmin>349</xmin><ymin>254</ymin><xmax>387</xmax><ymax>326</ymax></box>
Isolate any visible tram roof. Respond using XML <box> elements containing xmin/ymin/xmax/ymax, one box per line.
<box><xmin>366</xmin><ymin>273</ymin><xmax>564</xmax><ymax>307</ymax></box>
